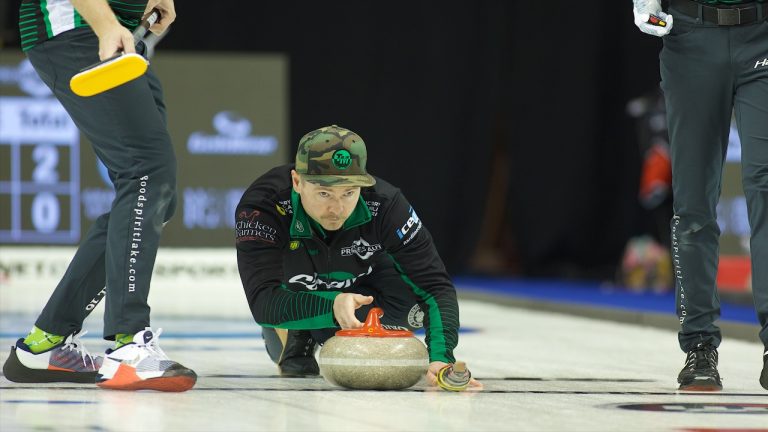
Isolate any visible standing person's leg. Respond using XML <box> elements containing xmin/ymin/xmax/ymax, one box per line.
<box><xmin>26</xmin><ymin>28</ymin><xmax>176</xmax><ymax>341</ymax></box>
<box><xmin>3</xmin><ymin>28</ymin><xmax>172</xmax><ymax>383</ymax></box>
<box><xmin>34</xmin><ymin>214</ymin><xmax>110</xmax><ymax>337</ymax></box>
<box><xmin>8</xmin><ymin>28</ymin><xmax>194</xmax><ymax>391</ymax></box>
<box><xmin>660</xmin><ymin>11</ymin><xmax>732</xmax><ymax>390</ymax></box>
<box><xmin>731</xmin><ymin>18</ymin><xmax>768</xmax><ymax>390</ymax></box>
<box><xmin>661</xmin><ymin>20</ymin><xmax>731</xmax><ymax>352</ymax></box>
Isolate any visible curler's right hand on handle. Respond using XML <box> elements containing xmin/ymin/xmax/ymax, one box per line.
<box><xmin>143</xmin><ymin>0</ymin><xmax>176</xmax><ymax>35</ymax></box>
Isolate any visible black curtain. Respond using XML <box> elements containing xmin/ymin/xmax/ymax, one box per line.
<box><xmin>2</xmin><ymin>0</ymin><xmax>663</xmax><ymax>278</ymax></box>
<box><xmin>499</xmin><ymin>3</ymin><xmax>662</xmax><ymax>278</ymax></box>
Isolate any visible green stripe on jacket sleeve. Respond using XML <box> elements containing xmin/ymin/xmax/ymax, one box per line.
<box><xmin>257</xmin><ymin>287</ymin><xmax>341</xmax><ymax>330</ymax></box>
<box><xmin>387</xmin><ymin>254</ymin><xmax>458</xmax><ymax>363</ymax></box>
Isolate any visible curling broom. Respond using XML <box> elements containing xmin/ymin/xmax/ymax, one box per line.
<box><xmin>70</xmin><ymin>9</ymin><xmax>164</xmax><ymax>97</ymax></box>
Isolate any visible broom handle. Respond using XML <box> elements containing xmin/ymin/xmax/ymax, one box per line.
<box><xmin>132</xmin><ymin>9</ymin><xmax>165</xmax><ymax>58</ymax></box>
<box><xmin>132</xmin><ymin>9</ymin><xmax>160</xmax><ymax>41</ymax></box>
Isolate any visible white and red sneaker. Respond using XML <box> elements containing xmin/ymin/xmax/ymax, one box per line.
<box><xmin>96</xmin><ymin>328</ymin><xmax>196</xmax><ymax>392</ymax></box>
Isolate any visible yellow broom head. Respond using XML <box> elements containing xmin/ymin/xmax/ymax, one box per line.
<box><xmin>70</xmin><ymin>53</ymin><xmax>149</xmax><ymax>97</ymax></box>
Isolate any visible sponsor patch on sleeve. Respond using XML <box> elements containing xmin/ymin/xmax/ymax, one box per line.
<box><xmin>236</xmin><ymin>209</ymin><xmax>279</xmax><ymax>244</ymax></box>
<box><xmin>395</xmin><ymin>206</ymin><xmax>423</xmax><ymax>245</ymax></box>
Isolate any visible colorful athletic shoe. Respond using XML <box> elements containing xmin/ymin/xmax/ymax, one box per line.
<box><xmin>677</xmin><ymin>343</ymin><xmax>722</xmax><ymax>391</ymax></box>
<box><xmin>3</xmin><ymin>330</ymin><xmax>102</xmax><ymax>383</ymax></box>
<box><xmin>96</xmin><ymin>328</ymin><xmax>196</xmax><ymax>392</ymax></box>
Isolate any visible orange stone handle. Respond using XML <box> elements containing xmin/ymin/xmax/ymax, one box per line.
<box><xmin>335</xmin><ymin>307</ymin><xmax>415</xmax><ymax>337</ymax></box>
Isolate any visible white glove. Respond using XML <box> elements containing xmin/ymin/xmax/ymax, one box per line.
<box><xmin>633</xmin><ymin>0</ymin><xmax>673</xmax><ymax>37</ymax></box>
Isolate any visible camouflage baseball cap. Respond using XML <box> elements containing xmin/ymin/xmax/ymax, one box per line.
<box><xmin>295</xmin><ymin>125</ymin><xmax>376</xmax><ymax>187</ymax></box>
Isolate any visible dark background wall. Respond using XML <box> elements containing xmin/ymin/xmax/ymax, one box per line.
<box><xmin>1</xmin><ymin>0</ymin><xmax>664</xmax><ymax>279</ymax></box>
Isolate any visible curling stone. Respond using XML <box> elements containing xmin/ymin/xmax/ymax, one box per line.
<box><xmin>318</xmin><ymin>307</ymin><xmax>428</xmax><ymax>390</ymax></box>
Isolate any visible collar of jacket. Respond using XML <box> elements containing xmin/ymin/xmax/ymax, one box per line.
<box><xmin>289</xmin><ymin>189</ymin><xmax>372</xmax><ymax>239</ymax></box>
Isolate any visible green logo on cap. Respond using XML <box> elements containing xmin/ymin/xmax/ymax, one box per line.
<box><xmin>332</xmin><ymin>149</ymin><xmax>352</xmax><ymax>170</ymax></box>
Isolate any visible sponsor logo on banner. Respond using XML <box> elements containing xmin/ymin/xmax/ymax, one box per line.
<box><xmin>340</xmin><ymin>238</ymin><xmax>382</xmax><ymax>259</ymax></box>
<box><xmin>187</xmin><ymin>111</ymin><xmax>278</xmax><ymax>155</ymax></box>
<box><xmin>0</xmin><ymin>249</ymin><xmax>241</xmax><ymax>285</ymax></box>
<box><xmin>236</xmin><ymin>210</ymin><xmax>278</xmax><ymax>243</ymax></box>
<box><xmin>184</xmin><ymin>187</ymin><xmax>245</xmax><ymax>230</ymax></box>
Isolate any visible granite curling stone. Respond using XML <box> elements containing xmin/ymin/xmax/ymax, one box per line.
<box><xmin>318</xmin><ymin>307</ymin><xmax>428</xmax><ymax>390</ymax></box>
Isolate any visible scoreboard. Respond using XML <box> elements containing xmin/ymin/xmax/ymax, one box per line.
<box><xmin>0</xmin><ymin>91</ymin><xmax>79</xmax><ymax>243</ymax></box>
<box><xmin>0</xmin><ymin>50</ymin><xmax>288</xmax><ymax>247</ymax></box>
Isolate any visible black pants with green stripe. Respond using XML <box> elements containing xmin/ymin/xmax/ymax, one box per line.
<box><xmin>660</xmin><ymin>8</ymin><xmax>768</xmax><ymax>351</ymax></box>
<box><xmin>26</xmin><ymin>27</ymin><xmax>176</xmax><ymax>340</ymax></box>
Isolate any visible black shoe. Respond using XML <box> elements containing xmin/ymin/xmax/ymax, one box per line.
<box><xmin>677</xmin><ymin>343</ymin><xmax>722</xmax><ymax>391</ymax></box>
<box><xmin>277</xmin><ymin>330</ymin><xmax>319</xmax><ymax>377</ymax></box>
<box><xmin>760</xmin><ymin>350</ymin><xmax>768</xmax><ymax>391</ymax></box>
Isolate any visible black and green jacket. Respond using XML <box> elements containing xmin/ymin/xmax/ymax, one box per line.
<box><xmin>19</xmin><ymin>0</ymin><xmax>147</xmax><ymax>52</ymax></box>
<box><xmin>235</xmin><ymin>164</ymin><xmax>459</xmax><ymax>363</ymax></box>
